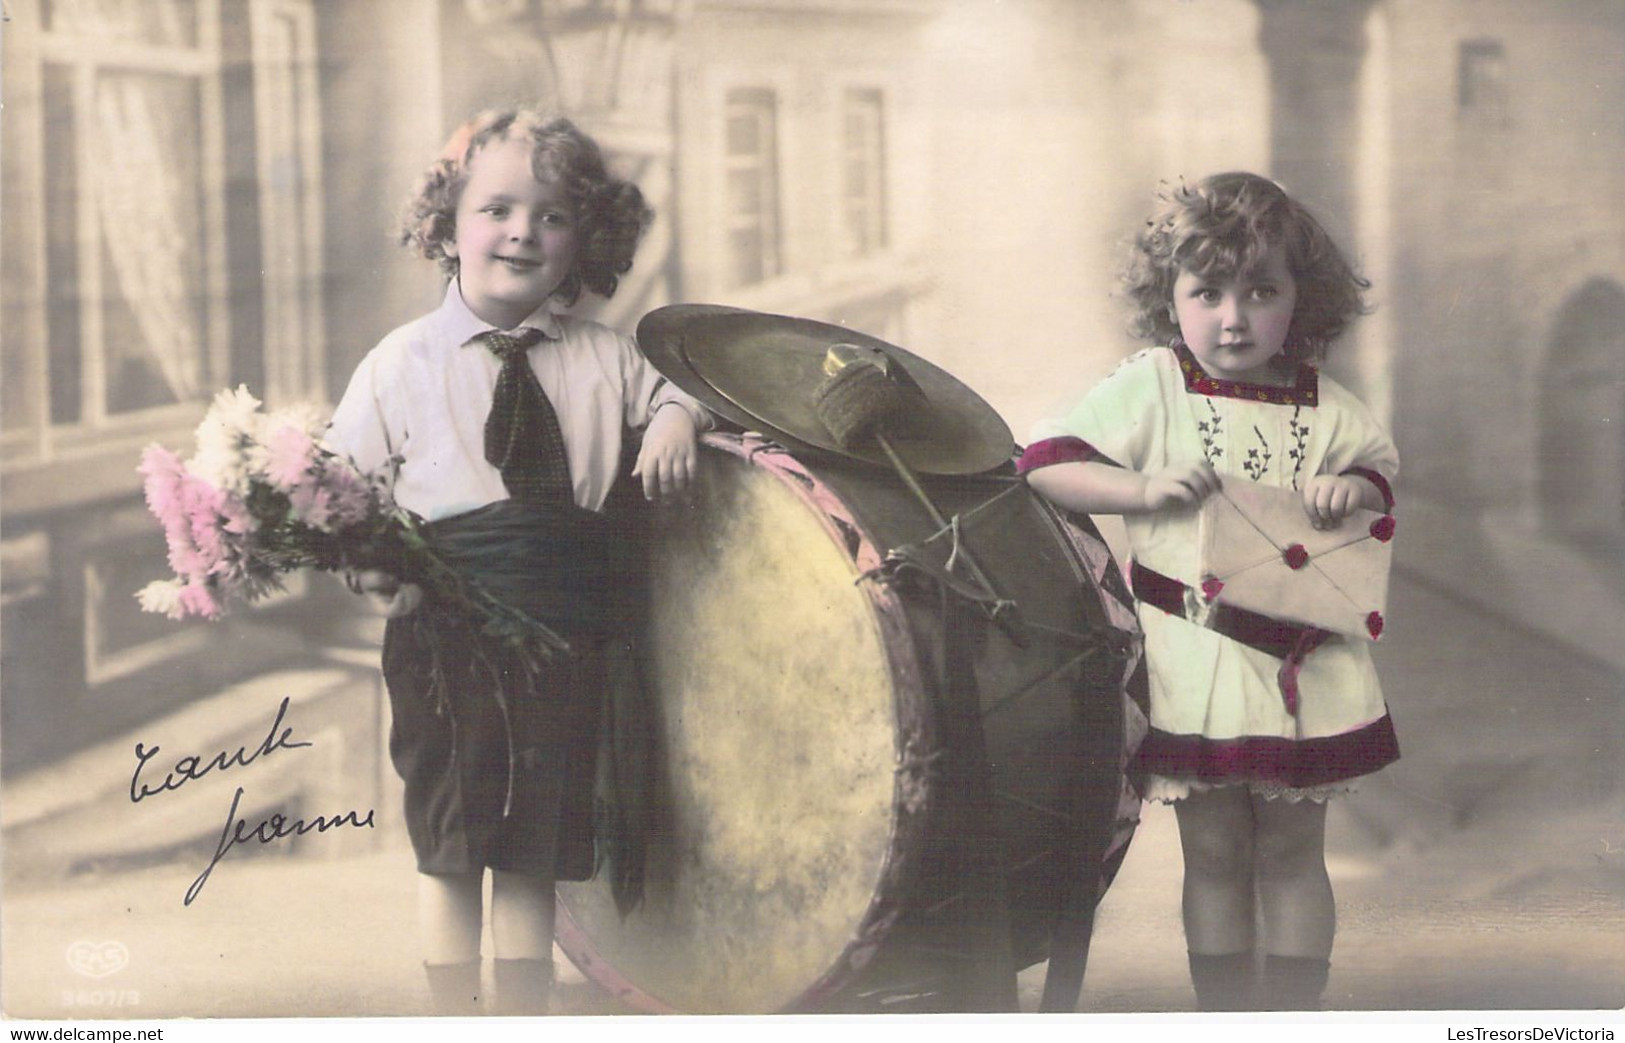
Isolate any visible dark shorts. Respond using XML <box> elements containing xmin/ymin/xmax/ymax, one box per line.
<box><xmin>382</xmin><ymin>613</ymin><xmax>602</xmax><ymax>878</ymax></box>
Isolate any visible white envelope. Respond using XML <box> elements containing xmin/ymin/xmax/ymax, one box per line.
<box><xmin>1197</xmin><ymin>479</ymin><xmax>1395</xmax><ymax>640</ymax></box>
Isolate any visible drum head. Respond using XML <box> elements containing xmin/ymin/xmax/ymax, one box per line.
<box><xmin>556</xmin><ymin>442</ymin><xmax>913</xmax><ymax>1013</ymax></box>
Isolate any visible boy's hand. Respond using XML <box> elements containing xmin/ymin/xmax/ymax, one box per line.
<box><xmin>633</xmin><ymin>404</ymin><xmax>698</xmax><ymax>501</ymax></box>
<box><xmin>345</xmin><ymin>569</ymin><xmax>423</xmax><ymax>618</ymax></box>
<box><xmin>1301</xmin><ymin>474</ymin><xmax>1377</xmax><ymax>530</ymax></box>
<box><xmin>1143</xmin><ymin>461</ymin><xmax>1220</xmax><ymax>512</ymax></box>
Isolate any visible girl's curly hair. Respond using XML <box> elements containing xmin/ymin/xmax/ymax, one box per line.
<box><xmin>1120</xmin><ymin>171</ymin><xmax>1370</xmax><ymax>362</ymax></box>
<box><xmin>400</xmin><ymin>109</ymin><xmax>653</xmax><ymax>305</ymax></box>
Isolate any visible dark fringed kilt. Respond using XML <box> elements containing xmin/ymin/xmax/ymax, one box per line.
<box><xmin>381</xmin><ymin>499</ymin><xmax>637</xmax><ymax>879</ymax></box>
<box><xmin>383</xmin><ymin>614</ymin><xmax>602</xmax><ymax>877</ymax></box>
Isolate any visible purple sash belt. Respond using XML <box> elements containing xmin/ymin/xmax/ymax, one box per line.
<box><xmin>1130</xmin><ymin>561</ymin><xmax>1330</xmax><ymax>715</ymax></box>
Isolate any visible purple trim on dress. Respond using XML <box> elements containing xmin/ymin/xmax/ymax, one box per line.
<box><xmin>1016</xmin><ymin>436</ymin><xmax>1110</xmax><ymax>475</ymax></box>
<box><xmin>1173</xmin><ymin>341</ymin><xmax>1320</xmax><ymax>407</ymax></box>
<box><xmin>1131</xmin><ymin>713</ymin><xmax>1400</xmax><ymax>789</ymax></box>
<box><xmin>1340</xmin><ymin>466</ymin><xmax>1396</xmax><ymax>512</ymax></box>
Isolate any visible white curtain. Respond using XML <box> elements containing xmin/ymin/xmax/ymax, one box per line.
<box><xmin>94</xmin><ymin>72</ymin><xmax>206</xmax><ymax>406</ymax></box>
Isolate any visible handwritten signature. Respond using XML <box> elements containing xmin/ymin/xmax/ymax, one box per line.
<box><xmin>130</xmin><ymin>697</ymin><xmax>311</xmax><ymax>802</ymax></box>
<box><xmin>185</xmin><ymin>786</ymin><xmax>374</xmax><ymax>906</ymax></box>
<box><xmin>128</xmin><ymin>697</ymin><xmax>375</xmax><ymax>905</ymax></box>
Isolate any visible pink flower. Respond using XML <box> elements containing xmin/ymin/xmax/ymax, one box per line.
<box><xmin>177</xmin><ymin>582</ymin><xmax>222</xmax><ymax>620</ymax></box>
<box><xmin>322</xmin><ymin>463</ymin><xmax>375</xmax><ymax>529</ymax></box>
<box><xmin>264</xmin><ymin>425</ymin><xmax>318</xmax><ymax>491</ymax></box>
<box><xmin>140</xmin><ymin>445</ymin><xmax>189</xmax><ymax>534</ymax></box>
<box><xmin>218</xmin><ymin>493</ymin><xmax>257</xmax><ymax>536</ymax></box>
<box><xmin>164</xmin><ymin>532</ymin><xmax>202</xmax><ymax>580</ymax></box>
<box><xmin>290</xmin><ymin>483</ymin><xmax>335</xmax><ymax>531</ymax></box>
<box><xmin>183</xmin><ymin>478</ymin><xmax>229</xmax><ymax>571</ymax></box>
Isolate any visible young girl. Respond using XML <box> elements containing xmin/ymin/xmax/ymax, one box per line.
<box><xmin>1021</xmin><ymin>172</ymin><xmax>1399</xmax><ymax>1011</ymax></box>
<box><xmin>326</xmin><ymin>109</ymin><xmax>708</xmax><ymax>1016</ymax></box>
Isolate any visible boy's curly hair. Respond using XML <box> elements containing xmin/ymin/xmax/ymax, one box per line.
<box><xmin>1120</xmin><ymin>171</ymin><xmax>1370</xmax><ymax>362</ymax></box>
<box><xmin>400</xmin><ymin>109</ymin><xmax>653</xmax><ymax>305</ymax></box>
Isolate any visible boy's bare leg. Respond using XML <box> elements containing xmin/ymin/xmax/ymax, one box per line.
<box><xmin>419</xmin><ymin>870</ymin><xmax>484</xmax><ymax>1013</ymax></box>
<box><xmin>490</xmin><ymin>869</ymin><xmax>556</xmax><ymax>1015</ymax></box>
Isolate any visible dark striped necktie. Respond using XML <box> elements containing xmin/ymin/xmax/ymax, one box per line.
<box><xmin>476</xmin><ymin>328</ymin><xmax>574</xmax><ymax>505</ymax></box>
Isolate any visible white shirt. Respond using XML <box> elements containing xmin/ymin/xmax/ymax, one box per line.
<box><xmin>328</xmin><ymin>281</ymin><xmax>708</xmax><ymax>520</ymax></box>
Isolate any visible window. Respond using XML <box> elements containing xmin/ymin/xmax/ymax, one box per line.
<box><xmin>1458</xmin><ymin>38</ymin><xmax>1508</xmax><ymax>127</ymax></box>
<box><xmin>246</xmin><ymin>0</ymin><xmax>328</xmax><ymax>403</ymax></box>
<box><xmin>722</xmin><ymin>87</ymin><xmax>782</xmax><ymax>288</ymax></box>
<box><xmin>3</xmin><ymin>0</ymin><xmax>325</xmax><ymax>460</ymax></box>
<box><xmin>840</xmin><ymin>88</ymin><xmax>887</xmax><ymax>258</ymax></box>
<box><xmin>37</xmin><ymin>0</ymin><xmax>227</xmax><ymax>430</ymax></box>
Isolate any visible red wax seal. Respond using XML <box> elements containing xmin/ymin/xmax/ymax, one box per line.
<box><xmin>1370</xmin><ymin>515</ymin><xmax>1397</xmax><ymax>542</ymax></box>
<box><xmin>1366</xmin><ymin>611</ymin><xmax>1385</xmax><ymax>639</ymax></box>
<box><xmin>1200</xmin><ymin>577</ymin><xmax>1224</xmax><ymax>601</ymax></box>
<box><xmin>1283</xmin><ymin>543</ymin><xmax>1309</xmax><ymax>570</ymax></box>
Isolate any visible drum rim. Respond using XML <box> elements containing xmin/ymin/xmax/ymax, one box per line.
<box><xmin>554</xmin><ymin>432</ymin><xmax>941</xmax><ymax>1014</ymax></box>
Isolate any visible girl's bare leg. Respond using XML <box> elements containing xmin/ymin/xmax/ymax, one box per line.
<box><xmin>1174</xmin><ymin>786</ymin><xmax>1259</xmax><ymax>1010</ymax></box>
<box><xmin>1251</xmin><ymin>794</ymin><xmax>1334</xmax><ymax>1009</ymax></box>
<box><xmin>1250</xmin><ymin>795</ymin><xmax>1334</xmax><ymax>957</ymax></box>
<box><xmin>1173</xmin><ymin>786</ymin><xmax>1257</xmax><ymax>954</ymax></box>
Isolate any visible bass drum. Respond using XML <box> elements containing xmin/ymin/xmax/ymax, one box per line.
<box><xmin>557</xmin><ymin>433</ymin><xmax>1146</xmax><ymax>1013</ymax></box>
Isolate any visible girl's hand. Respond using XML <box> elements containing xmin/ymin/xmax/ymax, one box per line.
<box><xmin>1142</xmin><ymin>461</ymin><xmax>1220</xmax><ymax>512</ymax></box>
<box><xmin>1301</xmin><ymin>474</ymin><xmax>1379</xmax><ymax>530</ymax></box>
<box><xmin>633</xmin><ymin>404</ymin><xmax>698</xmax><ymax>501</ymax></box>
<box><xmin>345</xmin><ymin>569</ymin><xmax>423</xmax><ymax>618</ymax></box>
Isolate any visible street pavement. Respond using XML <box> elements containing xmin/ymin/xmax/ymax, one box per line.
<box><xmin>4</xmin><ymin>571</ymin><xmax>1622</xmax><ymax>1019</ymax></box>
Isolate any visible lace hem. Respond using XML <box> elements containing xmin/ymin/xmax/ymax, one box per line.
<box><xmin>1141</xmin><ymin>773</ymin><xmax>1357</xmax><ymax>805</ymax></box>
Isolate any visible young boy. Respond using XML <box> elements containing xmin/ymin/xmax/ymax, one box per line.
<box><xmin>327</xmin><ymin>109</ymin><xmax>707</xmax><ymax>1016</ymax></box>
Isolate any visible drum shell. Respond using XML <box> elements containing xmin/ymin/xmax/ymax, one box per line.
<box><xmin>557</xmin><ymin>434</ymin><xmax>1145</xmax><ymax>1013</ymax></box>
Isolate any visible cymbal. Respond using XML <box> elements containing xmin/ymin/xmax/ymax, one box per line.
<box><xmin>638</xmin><ymin>305</ymin><xmax>1014</xmax><ymax>475</ymax></box>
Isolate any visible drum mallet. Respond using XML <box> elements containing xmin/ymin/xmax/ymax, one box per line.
<box><xmin>813</xmin><ymin>344</ymin><xmax>1016</xmax><ymax>627</ymax></box>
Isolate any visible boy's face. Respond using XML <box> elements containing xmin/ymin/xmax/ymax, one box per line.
<box><xmin>1171</xmin><ymin>242</ymin><xmax>1299</xmax><ymax>385</ymax></box>
<box><xmin>446</xmin><ymin>135</ymin><xmax>579</xmax><ymax>330</ymax></box>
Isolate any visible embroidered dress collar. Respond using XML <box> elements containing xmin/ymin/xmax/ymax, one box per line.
<box><xmin>1173</xmin><ymin>341</ymin><xmax>1319</xmax><ymax>407</ymax></box>
<box><xmin>436</xmin><ymin>278</ymin><xmax>564</xmax><ymax>349</ymax></box>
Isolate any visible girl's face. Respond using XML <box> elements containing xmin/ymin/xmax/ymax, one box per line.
<box><xmin>446</xmin><ymin>135</ymin><xmax>579</xmax><ymax>330</ymax></box>
<box><xmin>1170</xmin><ymin>243</ymin><xmax>1298</xmax><ymax>385</ymax></box>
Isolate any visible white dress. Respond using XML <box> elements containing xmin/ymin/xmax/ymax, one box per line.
<box><xmin>1027</xmin><ymin>344</ymin><xmax>1400</xmax><ymax>801</ymax></box>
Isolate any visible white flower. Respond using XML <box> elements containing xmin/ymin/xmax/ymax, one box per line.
<box><xmin>188</xmin><ymin>440</ymin><xmax>253</xmax><ymax>497</ymax></box>
<box><xmin>188</xmin><ymin>385</ymin><xmax>262</xmax><ymax>495</ymax></box>
<box><xmin>259</xmin><ymin>401</ymin><xmax>327</xmax><ymax>441</ymax></box>
<box><xmin>202</xmin><ymin>385</ymin><xmax>262</xmax><ymax>440</ymax></box>
<box><xmin>136</xmin><ymin>579</ymin><xmax>186</xmax><ymax>620</ymax></box>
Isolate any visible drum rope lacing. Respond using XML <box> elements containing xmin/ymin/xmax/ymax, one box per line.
<box><xmin>860</xmin><ymin>475</ymin><xmax>1143</xmax><ymax>850</ymax></box>
<box><xmin>857</xmin><ymin>480</ymin><xmax>1139</xmax><ymax>690</ymax></box>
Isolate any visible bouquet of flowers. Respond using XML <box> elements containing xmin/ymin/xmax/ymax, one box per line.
<box><xmin>136</xmin><ymin>385</ymin><xmax>571</xmax><ymax>660</ymax></box>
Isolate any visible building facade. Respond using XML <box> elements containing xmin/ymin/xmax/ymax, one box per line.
<box><xmin>2</xmin><ymin>0</ymin><xmax>1620</xmax><ymax>861</ymax></box>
